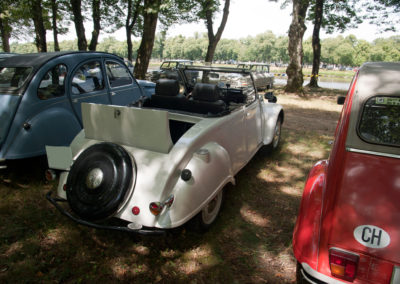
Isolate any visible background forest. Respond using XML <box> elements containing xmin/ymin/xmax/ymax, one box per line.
<box><xmin>8</xmin><ymin>31</ymin><xmax>400</xmax><ymax>68</ymax></box>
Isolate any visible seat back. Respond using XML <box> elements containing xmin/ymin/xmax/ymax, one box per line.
<box><xmin>188</xmin><ymin>83</ymin><xmax>226</xmax><ymax>115</ymax></box>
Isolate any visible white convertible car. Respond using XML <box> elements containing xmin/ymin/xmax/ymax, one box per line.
<box><xmin>45</xmin><ymin>65</ymin><xmax>284</xmax><ymax>234</ymax></box>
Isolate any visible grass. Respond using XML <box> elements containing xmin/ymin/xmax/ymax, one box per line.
<box><xmin>0</xmin><ymin>88</ymin><xmax>345</xmax><ymax>283</ymax></box>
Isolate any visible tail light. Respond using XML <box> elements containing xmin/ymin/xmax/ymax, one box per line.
<box><xmin>149</xmin><ymin>195</ymin><xmax>174</xmax><ymax>216</ymax></box>
<box><xmin>329</xmin><ymin>248</ymin><xmax>359</xmax><ymax>282</ymax></box>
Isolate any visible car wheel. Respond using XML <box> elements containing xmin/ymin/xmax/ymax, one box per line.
<box><xmin>296</xmin><ymin>262</ymin><xmax>307</xmax><ymax>284</ymax></box>
<box><xmin>266</xmin><ymin>116</ymin><xmax>282</xmax><ymax>152</ymax></box>
<box><xmin>66</xmin><ymin>143</ymin><xmax>133</xmax><ymax>221</ymax></box>
<box><xmin>191</xmin><ymin>189</ymin><xmax>223</xmax><ymax>231</ymax></box>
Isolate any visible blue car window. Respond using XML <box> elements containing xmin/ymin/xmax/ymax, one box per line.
<box><xmin>37</xmin><ymin>64</ymin><xmax>67</xmax><ymax>100</ymax></box>
<box><xmin>0</xmin><ymin>67</ymin><xmax>32</xmax><ymax>92</ymax></box>
<box><xmin>106</xmin><ymin>61</ymin><xmax>133</xmax><ymax>88</ymax></box>
<box><xmin>71</xmin><ymin>61</ymin><xmax>104</xmax><ymax>94</ymax></box>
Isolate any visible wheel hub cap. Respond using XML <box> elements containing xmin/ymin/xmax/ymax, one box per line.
<box><xmin>86</xmin><ymin>168</ymin><xmax>104</xmax><ymax>189</ymax></box>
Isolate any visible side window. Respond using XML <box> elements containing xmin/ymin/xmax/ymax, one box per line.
<box><xmin>106</xmin><ymin>61</ymin><xmax>133</xmax><ymax>88</ymax></box>
<box><xmin>37</xmin><ymin>64</ymin><xmax>67</xmax><ymax>100</ymax></box>
<box><xmin>358</xmin><ymin>96</ymin><xmax>400</xmax><ymax>147</ymax></box>
<box><xmin>71</xmin><ymin>61</ymin><xmax>104</xmax><ymax>95</ymax></box>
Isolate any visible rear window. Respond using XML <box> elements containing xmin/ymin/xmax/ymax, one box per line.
<box><xmin>0</xmin><ymin>67</ymin><xmax>32</xmax><ymax>92</ymax></box>
<box><xmin>358</xmin><ymin>96</ymin><xmax>400</xmax><ymax>147</ymax></box>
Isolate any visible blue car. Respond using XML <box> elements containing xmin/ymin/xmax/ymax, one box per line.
<box><xmin>0</xmin><ymin>51</ymin><xmax>155</xmax><ymax>168</ymax></box>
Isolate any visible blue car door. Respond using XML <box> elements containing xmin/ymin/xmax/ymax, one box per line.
<box><xmin>69</xmin><ymin>59</ymin><xmax>111</xmax><ymax>122</ymax></box>
<box><xmin>104</xmin><ymin>59</ymin><xmax>142</xmax><ymax>105</ymax></box>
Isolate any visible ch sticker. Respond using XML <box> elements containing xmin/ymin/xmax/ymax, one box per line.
<box><xmin>353</xmin><ymin>225</ymin><xmax>390</xmax><ymax>249</ymax></box>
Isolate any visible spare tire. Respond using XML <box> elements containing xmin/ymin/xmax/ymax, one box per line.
<box><xmin>66</xmin><ymin>143</ymin><xmax>134</xmax><ymax>221</ymax></box>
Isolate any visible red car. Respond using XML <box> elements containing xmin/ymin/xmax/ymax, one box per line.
<box><xmin>293</xmin><ymin>62</ymin><xmax>400</xmax><ymax>284</ymax></box>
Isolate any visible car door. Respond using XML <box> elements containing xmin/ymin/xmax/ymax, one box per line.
<box><xmin>104</xmin><ymin>59</ymin><xmax>142</xmax><ymax>105</ymax></box>
<box><xmin>244</xmin><ymin>86</ymin><xmax>263</xmax><ymax>157</ymax></box>
<box><xmin>69</xmin><ymin>59</ymin><xmax>111</xmax><ymax>122</ymax></box>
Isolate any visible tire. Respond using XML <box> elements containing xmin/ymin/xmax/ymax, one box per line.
<box><xmin>266</xmin><ymin>116</ymin><xmax>282</xmax><ymax>153</ymax></box>
<box><xmin>296</xmin><ymin>262</ymin><xmax>307</xmax><ymax>284</ymax></box>
<box><xmin>191</xmin><ymin>189</ymin><xmax>224</xmax><ymax>231</ymax></box>
<box><xmin>66</xmin><ymin>143</ymin><xmax>133</xmax><ymax>221</ymax></box>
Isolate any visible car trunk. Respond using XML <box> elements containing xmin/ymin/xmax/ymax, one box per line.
<box><xmin>326</xmin><ymin>151</ymin><xmax>400</xmax><ymax>282</ymax></box>
<box><xmin>0</xmin><ymin>94</ymin><xmax>21</xmax><ymax>150</ymax></box>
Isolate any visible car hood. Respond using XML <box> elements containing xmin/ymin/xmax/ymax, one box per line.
<box><xmin>0</xmin><ymin>94</ymin><xmax>21</xmax><ymax>150</ymax></box>
<box><xmin>328</xmin><ymin>151</ymin><xmax>400</xmax><ymax>264</ymax></box>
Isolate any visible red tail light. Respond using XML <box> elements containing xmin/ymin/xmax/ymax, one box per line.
<box><xmin>329</xmin><ymin>248</ymin><xmax>359</xmax><ymax>282</ymax></box>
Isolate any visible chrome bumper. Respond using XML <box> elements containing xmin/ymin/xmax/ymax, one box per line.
<box><xmin>46</xmin><ymin>191</ymin><xmax>166</xmax><ymax>236</ymax></box>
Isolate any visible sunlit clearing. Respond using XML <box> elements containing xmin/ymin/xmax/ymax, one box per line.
<box><xmin>40</xmin><ymin>228</ymin><xmax>66</xmax><ymax>249</ymax></box>
<box><xmin>5</xmin><ymin>242</ymin><xmax>23</xmax><ymax>257</ymax></box>
<box><xmin>111</xmin><ymin>258</ymin><xmax>148</xmax><ymax>278</ymax></box>
<box><xmin>133</xmin><ymin>245</ymin><xmax>149</xmax><ymax>256</ymax></box>
<box><xmin>175</xmin><ymin>245</ymin><xmax>218</xmax><ymax>274</ymax></box>
<box><xmin>240</xmin><ymin>204</ymin><xmax>270</xmax><ymax>227</ymax></box>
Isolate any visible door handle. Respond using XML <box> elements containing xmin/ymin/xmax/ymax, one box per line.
<box><xmin>111</xmin><ymin>92</ymin><xmax>117</xmax><ymax>96</ymax></box>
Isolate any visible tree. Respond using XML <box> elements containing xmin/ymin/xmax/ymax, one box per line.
<box><xmin>70</xmin><ymin>0</ymin><xmax>87</xmax><ymax>50</ymax></box>
<box><xmin>134</xmin><ymin>0</ymin><xmax>161</xmax><ymax>79</ymax></box>
<box><xmin>125</xmin><ymin>0</ymin><xmax>142</xmax><ymax>61</ymax></box>
<box><xmin>0</xmin><ymin>1</ymin><xmax>14</xmax><ymax>52</ymax></box>
<box><xmin>48</xmin><ymin>0</ymin><xmax>70</xmax><ymax>51</ymax></box>
<box><xmin>30</xmin><ymin>0</ymin><xmax>48</xmax><ymax>52</ymax></box>
<box><xmin>198</xmin><ymin>0</ymin><xmax>230</xmax><ymax>63</ymax></box>
<box><xmin>363</xmin><ymin>0</ymin><xmax>400</xmax><ymax>32</ymax></box>
<box><xmin>285</xmin><ymin>0</ymin><xmax>310</xmax><ymax>93</ymax></box>
<box><xmin>307</xmin><ymin>0</ymin><xmax>361</xmax><ymax>87</ymax></box>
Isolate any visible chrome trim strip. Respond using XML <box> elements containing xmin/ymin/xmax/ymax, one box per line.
<box><xmin>391</xmin><ymin>266</ymin><xmax>400</xmax><ymax>284</ymax></box>
<box><xmin>346</xmin><ymin>147</ymin><xmax>400</xmax><ymax>159</ymax></box>
<box><xmin>301</xmin><ymin>262</ymin><xmax>347</xmax><ymax>284</ymax></box>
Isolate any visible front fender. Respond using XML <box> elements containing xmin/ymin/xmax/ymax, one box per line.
<box><xmin>4</xmin><ymin>107</ymin><xmax>82</xmax><ymax>159</ymax></box>
<box><xmin>262</xmin><ymin>103</ymin><xmax>284</xmax><ymax>145</ymax></box>
<box><xmin>293</xmin><ymin>160</ymin><xmax>328</xmax><ymax>270</ymax></box>
<box><xmin>157</xmin><ymin>142</ymin><xmax>235</xmax><ymax>228</ymax></box>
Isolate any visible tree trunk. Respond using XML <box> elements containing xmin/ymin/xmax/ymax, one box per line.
<box><xmin>285</xmin><ymin>0</ymin><xmax>309</xmax><ymax>93</ymax></box>
<box><xmin>51</xmin><ymin>0</ymin><xmax>60</xmax><ymax>51</ymax></box>
<box><xmin>89</xmin><ymin>0</ymin><xmax>101</xmax><ymax>51</ymax></box>
<box><xmin>71</xmin><ymin>0</ymin><xmax>87</xmax><ymax>51</ymax></box>
<box><xmin>0</xmin><ymin>13</ymin><xmax>11</xmax><ymax>52</ymax></box>
<box><xmin>204</xmin><ymin>0</ymin><xmax>230</xmax><ymax>63</ymax></box>
<box><xmin>31</xmin><ymin>0</ymin><xmax>47</xmax><ymax>52</ymax></box>
<box><xmin>134</xmin><ymin>0</ymin><xmax>160</xmax><ymax>79</ymax></box>
<box><xmin>126</xmin><ymin>0</ymin><xmax>141</xmax><ymax>61</ymax></box>
<box><xmin>309</xmin><ymin>0</ymin><xmax>323</xmax><ymax>88</ymax></box>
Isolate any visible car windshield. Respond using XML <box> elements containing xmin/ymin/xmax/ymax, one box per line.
<box><xmin>0</xmin><ymin>66</ymin><xmax>32</xmax><ymax>93</ymax></box>
<box><xmin>358</xmin><ymin>96</ymin><xmax>400</xmax><ymax>147</ymax></box>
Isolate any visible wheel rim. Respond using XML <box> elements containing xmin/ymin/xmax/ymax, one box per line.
<box><xmin>272</xmin><ymin>119</ymin><xmax>281</xmax><ymax>149</ymax></box>
<box><xmin>201</xmin><ymin>190</ymin><xmax>223</xmax><ymax>225</ymax></box>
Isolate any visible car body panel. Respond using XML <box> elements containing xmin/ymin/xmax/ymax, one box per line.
<box><xmin>0</xmin><ymin>52</ymin><xmax>155</xmax><ymax>161</ymax></box>
<box><xmin>293</xmin><ymin>62</ymin><xmax>400</xmax><ymax>283</ymax></box>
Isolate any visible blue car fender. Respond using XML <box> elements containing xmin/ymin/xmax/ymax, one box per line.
<box><xmin>4</xmin><ymin>107</ymin><xmax>82</xmax><ymax>159</ymax></box>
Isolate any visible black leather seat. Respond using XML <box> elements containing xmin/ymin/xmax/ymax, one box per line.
<box><xmin>187</xmin><ymin>83</ymin><xmax>227</xmax><ymax>115</ymax></box>
<box><xmin>143</xmin><ymin>79</ymin><xmax>185</xmax><ymax>109</ymax></box>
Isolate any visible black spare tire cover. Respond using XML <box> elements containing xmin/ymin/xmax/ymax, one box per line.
<box><xmin>66</xmin><ymin>143</ymin><xmax>133</xmax><ymax>221</ymax></box>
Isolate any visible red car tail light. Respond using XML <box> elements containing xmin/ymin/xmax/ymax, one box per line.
<box><xmin>329</xmin><ymin>248</ymin><xmax>359</xmax><ymax>282</ymax></box>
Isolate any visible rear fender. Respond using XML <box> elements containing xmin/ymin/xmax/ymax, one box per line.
<box><xmin>157</xmin><ymin>142</ymin><xmax>234</xmax><ymax>228</ymax></box>
<box><xmin>4</xmin><ymin>107</ymin><xmax>81</xmax><ymax>159</ymax></box>
<box><xmin>293</xmin><ymin>160</ymin><xmax>328</xmax><ymax>270</ymax></box>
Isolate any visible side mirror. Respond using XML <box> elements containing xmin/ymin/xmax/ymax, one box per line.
<box><xmin>337</xmin><ymin>96</ymin><xmax>346</xmax><ymax>105</ymax></box>
<box><xmin>264</xmin><ymin>92</ymin><xmax>277</xmax><ymax>103</ymax></box>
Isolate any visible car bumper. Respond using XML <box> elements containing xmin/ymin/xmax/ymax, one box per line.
<box><xmin>299</xmin><ymin>262</ymin><xmax>346</xmax><ymax>284</ymax></box>
<box><xmin>0</xmin><ymin>158</ymin><xmax>6</xmax><ymax>169</ymax></box>
<box><xmin>46</xmin><ymin>191</ymin><xmax>166</xmax><ymax>236</ymax></box>
<box><xmin>299</xmin><ymin>263</ymin><xmax>400</xmax><ymax>284</ymax></box>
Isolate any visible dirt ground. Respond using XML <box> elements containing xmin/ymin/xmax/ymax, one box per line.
<box><xmin>0</xmin><ymin>88</ymin><xmax>346</xmax><ymax>283</ymax></box>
